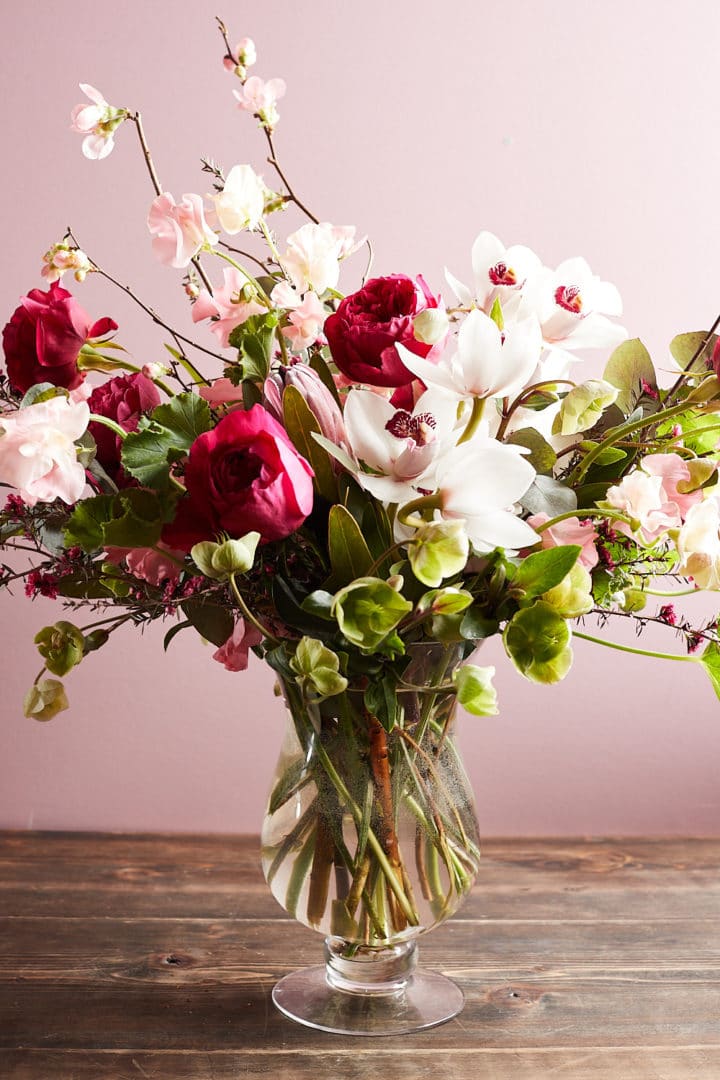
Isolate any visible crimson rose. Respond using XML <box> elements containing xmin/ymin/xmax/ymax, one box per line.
<box><xmin>325</xmin><ymin>274</ymin><xmax>443</xmax><ymax>389</ymax></box>
<box><xmin>88</xmin><ymin>372</ymin><xmax>161</xmax><ymax>484</ymax></box>
<box><xmin>2</xmin><ymin>282</ymin><xmax>117</xmax><ymax>395</ymax></box>
<box><xmin>163</xmin><ymin>404</ymin><xmax>314</xmax><ymax>551</ymax></box>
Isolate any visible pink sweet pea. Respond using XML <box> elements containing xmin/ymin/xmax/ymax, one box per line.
<box><xmin>213</xmin><ymin>618</ymin><xmax>263</xmax><ymax>671</ymax></box>
<box><xmin>527</xmin><ymin>513</ymin><xmax>599</xmax><ymax>570</ymax></box>
<box><xmin>198</xmin><ymin>378</ymin><xmax>246</xmax><ymax>408</ymax></box>
<box><xmin>605</xmin><ymin>453</ymin><xmax>704</xmax><ymax>545</ymax></box>
<box><xmin>641</xmin><ymin>453</ymin><xmax>704</xmax><ymax>520</ymax></box>
<box><xmin>233</xmin><ymin>76</ymin><xmax>286</xmax><ymax>130</ymax></box>
<box><xmin>70</xmin><ymin>84</ymin><xmax>126</xmax><ymax>160</ymax></box>
<box><xmin>191</xmin><ymin>267</ymin><xmax>265</xmax><ymax>347</ymax></box>
<box><xmin>282</xmin><ymin>291</ymin><xmax>326</xmax><ymax>351</ymax></box>
<box><xmin>147</xmin><ymin>193</ymin><xmax>217</xmax><ymax>269</ymax></box>
<box><xmin>104</xmin><ymin>542</ymin><xmax>185</xmax><ymax>587</ymax></box>
<box><xmin>0</xmin><ymin>395</ymin><xmax>90</xmax><ymax>506</ymax></box>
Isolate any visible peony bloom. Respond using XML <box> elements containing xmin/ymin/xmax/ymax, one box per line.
<box><xmin>2</xmin><ymin>282</ymin><xmax>117</xmax><ymax>395</ymax></box>
<box><xmin>279</xmin><ymin>222</ymin><xmax>361</xmax><ymax>296</ymax></box>
<box><xmin>233</xmin><ymin>75</ymin><xmax>286</xmax><ymax>130</ymax></box>
<box><xmin>212</xmin><ymin>164</ymin><xmax>266</xmax><ymax>234</ymax></box>
<box><xmin>162</xmin><ymin>404</ymin><xmax>315</xmax><ymax>551</ymax></box>
<box><xmin>147</xmin><ymin>192</ymin><xmax>217</xmax><ymax>269</ymax></box>
<box><xmin>191</xmin><ymin>267</ymin><xmax>266</xmax><ymax>348</ymax></box>
<box><xmin>70</xmin><ymin>84</ymin><xmax>126</xmax><ymax>160</ymax></box>
<box><xmin>527</xmin><ymin>513</ymin><xmax>599</xmax><ymax>570</ymax></box>
<box><xmin>446</xmin><ymin>230</ymin><xmax>542</xmax><ymax>313</ymax></box>
<box><xmin>398</xmin><ymin>307</ymin><xmax>542</xmax><ymax>403</ymax></box>
<box><xmin>87</xmin><ymin>372</ymin><xmax>161</xmax><ymax>484</ymax></box>
<box><xmin>325</xmin><ymin>274</ymin><xmax>445</xmax><ymax>389</ymax></box>
<box><xmin>0</xmin><ymin>394</ymin><xmax>90</xmax><ymax>506</ymax></box>
<box><xmin>213</xmin><ymin>618</ymin><xmax>263</xmax><ymax>671</ymax></box>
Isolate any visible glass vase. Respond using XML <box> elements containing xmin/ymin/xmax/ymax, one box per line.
<box><xmin>260</xmin><ymin>642</ymin><xmax>481</xmax><ymax>1035</ymax></box>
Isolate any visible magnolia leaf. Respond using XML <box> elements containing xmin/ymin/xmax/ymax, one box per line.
<box><xmin>326</xmin><ymin>504</ymin><xmax>374</xmax><ymax>588</ymax></box>
<box><xmin>513</xmin><ymin>545</ymin><xmax>581</xmax><ymax>599</ymax></box>
<box><xmin>520</xmin><ymin>475</ymin><xmax>577</xmax><ymax>518</ymax></box>
<box><xmin>506</xmin><ymin>428</ymin><xmax>557</xmax><ymax>475</ymax></box>
<box><xmin>282</xmin><ymin>384</ymin><xmax>337</xmax><ymax>501</ymax></box>
<box><xmin>670</xmin><ymin>331</ymin><xmax>719</xmax><ymax>376</ymax></box>
<box><xmin>121</xmin><ymin>392</ymin><xmax>212</xmax><ymax>490</ymax></box>
<box><xmin>603</xmin><ymin>338</ymin><xmax>656</xmax><ymax>415</ymax></box>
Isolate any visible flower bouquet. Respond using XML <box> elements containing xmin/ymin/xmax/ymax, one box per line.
<box><xmin>2</xmin><ymin>18</ymin><xmax>720</xmax><ymax>1034</ymax></box>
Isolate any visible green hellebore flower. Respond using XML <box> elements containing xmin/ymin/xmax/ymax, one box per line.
<box><xmin>503</xmin><ymin>601</ymin><xmax>573</xmax><ymax>684</ymax></box>
<box><xmin>332</xmin><ymin>577</ymin><xmax>412</xmax><ymax>653</ymax></box>
<box><xmin>191</xmin><ymin>531</ymin><xmax>261</xmax><ymax>580</ymax></box>
<box><xmin>552</xmin><ymin>379</ymin><xmax>618</xmax><ymax>437</ymax></box>
<box><xmin>453</xmin><ymin>664</ymin><xmax>499</xmax><ymax>716</ymax></box>
<box><xmin>290</xmin><ymin>637</ymin><xmax>348</xmax><ymax>701</ymax></box>
<box><xmin>23</xmin><ymin>678</ymin><xmax>69</xmax><ymax>722</ymax></box>
<box><xmin>34</xmin><ymin>621</ymin><xmax>85</xmax><ymax>677</ymax></box>
<box><xmin>407</xmin><ymin>520</ymin><xmax>469</xmax><ymax>588</ymax></box>
<box><xmin>541</xmin><ymin>562</ymin><xmax>594</xmax><ymax>619</ymax></box>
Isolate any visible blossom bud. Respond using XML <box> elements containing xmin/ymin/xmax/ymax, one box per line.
<box><xmin>283</xmin><ymin>364</ymin><xmax>346</xmax><ymax>446</ymax></box>
<box><xmin>413</xmin><ymin>308</ymin><xmax>449</xmax><ymax>346</ymax></box>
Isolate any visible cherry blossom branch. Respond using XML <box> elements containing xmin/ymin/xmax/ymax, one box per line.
<box><xmin>262</xmin><ymin>128</ymin><xmax>320</xmax><ymax>225</ymax></box>
<box><xmin>127</xmin><ymin>112</ymin><xmax>215</xmax><ymax>296</ymax></box>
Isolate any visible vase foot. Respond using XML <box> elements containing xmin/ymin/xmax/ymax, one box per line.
<box><xmin>271</xmin><ymin>964</ymin><xmax>465</xmax><ymax>1035</ymax></box>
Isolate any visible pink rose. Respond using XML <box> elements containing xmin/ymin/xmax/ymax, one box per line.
<box><xmin>212</xmin><ymin>618</ymin><xmax>263</xmax><ymax>671</ymax></box>
<box><xmin>88</xmin><ymin>372</ymin><xmax>160</xmax><ymax>484</ymax></box>
<box><xmin>162</xmin><ymin>404</ymin><xmax>314</xmax><ymax>551</ymax></box>
<box><xmin>325</xmin><ymin>274</ymin><xmax>444</xmax><ymax>389</ymax></box>
<box><xmin>2</xmin><ymin>283</ymin><xmax>117</xmax><ymax>395</ymax></box>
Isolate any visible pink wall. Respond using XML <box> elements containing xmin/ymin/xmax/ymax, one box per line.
<box><xmin>1</xmin><ymin>0</ymin><xmax>719</xmax><ymax>836</ymax></box>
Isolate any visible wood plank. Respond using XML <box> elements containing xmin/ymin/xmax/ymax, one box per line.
<box><xmin>4</xmin><ymin>1048</ymin><xmax>720</xmax><ymax>1080</ymax></box>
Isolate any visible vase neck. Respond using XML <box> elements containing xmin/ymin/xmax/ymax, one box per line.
<box><xmin>324</xmin><ymin>937</ymin><xmax>418</xmax><ymax>996</ymax></box>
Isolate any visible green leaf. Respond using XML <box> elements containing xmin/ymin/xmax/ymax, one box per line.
<box><xmin>121</xmin><ymin>392</ymin><xmax>212</xmax><ymax>490</ymax></box>
<box><xmin>364</xmin><ymin>676</ymin><xmax>399</xmax><ymax>732</ymax></box>
<box><xmin>180</xmin><ymin>597</ymin><xmax>234</xmax><ymax>648</ymax></box>
<box><xmin>301</xmin><ymin>590</ymin><xmax>336</xmax><ymax>620</ymax></box>
<box><xmin>101</xmin><ymin>489</ymin><xmax>166</xmax><ymax>549</ymax></box>
<box><xmin>64</xmin><ymin>495</ymin><xmax>115</xmax><ymax>552</ymax></box>
<box><xmin>228</xmin><ymin>311</ymin><xmax>279</xmax><ymax>382</ymax></box>
<box><xmin>308</xmin><ymin>351</ymin><xmax>342</xmax><ymax>406</ymax></box>
<box><xmin>417</xmin><ymin>587</ymin><xmax>474</xmax><ymax>615</ymax></box>
<box><xmin>519</xmin><ymin>389</ymin><xmax>559</xmax><ymax>411</ymax></box>
<box><xmin>520</xmin><ymin>476</ymin><xmax>577</xmax><ymax>518</ymax></box>
<box><xmin>241</xmin><ymin>379</ymin><xmax>262</xmax><ymax>409</ymax></box>
<box><xmin>670</xmin><ymin>331</ymin><xmax>719</xmax><ymax>376</ymax></box>
<box><xmin>282</xmin><ymin>384</ymin><xmax>337</xmax><ymax>501</ymax></box>
<box><xmin>326</xmin><ymin>504</ymin><xmax>373</xmax><ymax>588</ymax></box>
<box><xmin>459</xmin><ymin>606</ymin><xmax>500</xmax><ymax>641</ymax></box>
<box><xmin>578</xmin><ymin>442</ymin><xmax>627</xmax><ymax>467</ymax></box>
<box><xmin>163</xmin><ymin>619</ymin><xmax>192</xmax><ymax>652</ymax></box>
<box><xmin>699</xmin><ymin>641</ymin><xmax>720</xmax><ymax>701</ymax></box>
<box><xmin>506</xmin><ymin>428</ymin><xmax>557</xmax><ymax>475</ymax></box>
<box><xmin>603</xmin><ymin>338</ymin><xmax>656</xmax><ymax>415</ymax></box>
<box><xmin>514</xmin><ymin>545</ymin><xmax>581</xmax><ymax>599</ymax></box>
<box><xmin>20</xmin><ymin>383</ymin><xmax>66</xmax><ymax>408</ymax></box>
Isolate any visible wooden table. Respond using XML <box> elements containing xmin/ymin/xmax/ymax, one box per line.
<box><xmin>1</xmin><ymin>833</ymin><xmax>719</xmax><ymax>1078</ymax></box>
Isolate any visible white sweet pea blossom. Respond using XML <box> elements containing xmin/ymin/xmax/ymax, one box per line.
<box><xmin>0</xmin><ymin>395</ymin><xmax>90</xmax><ymax>506</ymax></box>
<box><xmin>342</xmin><ymin>388</ymin><xmax>459</xmax><ymax>505</ymax></box>
<box><xmin>70</xmin><ymin>84</ymin><xmax>126</xmax><ymax>160</ymax></box>
<box><xmin>398</xmin><ymin>308</ymin><xmax>543</xmax><ymax>403</ymax></box>
<box><xmin>212</xmin><ymin>164</ymin><xmax>266</xmax><ymax>234</ymax></box>
<box><xmin>518</xmin><ymin>256</ymin><xmax>626</xmax><ymax>353</ymax></box>
<box><xmin>446</xmin><ymin>231</ymin><xmax>542</xmax><ymax>312</ymax></box>
<box><xmin>433</xmin><ymin>439</ymin><xmax>538</xmax><ymax>553</ymax></box>
<box><xmin>279</xmin><ymin>223</ymin><xmax>361</xmax><ymax>295</ymax></box>
<box><xmin>675</xmin><ymin>498</ymin><xmax>720</xmax><ymax>589</ymax></box>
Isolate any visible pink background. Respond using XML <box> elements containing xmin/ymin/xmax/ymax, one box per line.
<box><xmin>1</xmin><ymin>0</ymin><xmax>719</xmax><ymax>836</ymax></box>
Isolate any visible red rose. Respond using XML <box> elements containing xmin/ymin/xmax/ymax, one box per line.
<box><xmin>163</xmin><ymin>404</ymin><xmax>315</xmax><ymax>551</ymax></box>
<box><xmin>88</xmin><ymin>373</ymin><xmax>161</xmax><ymax>484</ymax></box>
<box><xmin>2</xmin><ymin>282</ymin><xmax>117</xmax><ymax>395</ymax></box>
<box><xmin>325</xmin><ymin>274</ymin><xmax>443</xmax><ymax>388</ymax></box>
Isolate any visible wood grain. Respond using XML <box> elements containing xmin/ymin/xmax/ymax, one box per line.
<box><xmin>1</xmin><ymin>832</ymin><xmax>719</xmax><ymax>1078</ymax></box>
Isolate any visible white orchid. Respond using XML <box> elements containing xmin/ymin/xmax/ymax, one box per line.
<box><xmin>341</xmin><ymin>387</ymin><xmax>459</xmax><ymax>504</ymax></box>
<box><xmin>518</xmin><ymin>256</ymin><xmax>626</xmax><ymax>354</ymax></box>
<box><xmin>446</xmin><ymin>230</ymin><xmax>542</xmax><ymax>313</ymax></box>
<box><xmin>398</xmin><ymin>307</ymin><xmax>543</xmax><ymax>403</ymax></box>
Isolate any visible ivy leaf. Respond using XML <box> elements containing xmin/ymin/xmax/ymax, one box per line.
<box><xmin>603</xmin><ymin>338</ymin><xmax>657</xmax><ymax>415</ymax></box>
<box><xmin>121</xmin><ymin>393</ymin><xmax>212</xmax><ymax>490</ymax></box>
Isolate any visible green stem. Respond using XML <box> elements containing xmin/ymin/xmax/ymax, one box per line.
<box><xmin>641</xmin><ymin>586</ymin><xmax>699</xmax><ymax>597</ymax></box>
<box><xmin>211</xmin><ymin>249</ymin><xmax>272</xmax><ymax>307</ymax></box>
<box><xmin>568</xmin><ymin>401</ymin><xmax>708</xmax><ymax>485</ymax></box>
<box><xmin>88</xmin><ymin>414</ymin><xmax>127</xmax><ymax>440</ymax></box>
<box><xmin>457</xmin><ymin>396</ymin><xmax>486</xmax><ymax>445</ymax></box>
<box><xmin>534</xmin><ymin>507</ymin><xmax>634</xmax><ymax>534</ymax></box>
<box><xmin>573</xmin><ymin>629</ymin><xmax>697</xmax><ymax>664</ymax></box>
<box><xmin>228</xmin><ymin>574</ymin><xmax>278</xmax><ymax>645</ymax></box>
<box><xmin>497</xmin><ymin>379</ymin><xmax>576</xmax><ymax>441</ymax></box>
